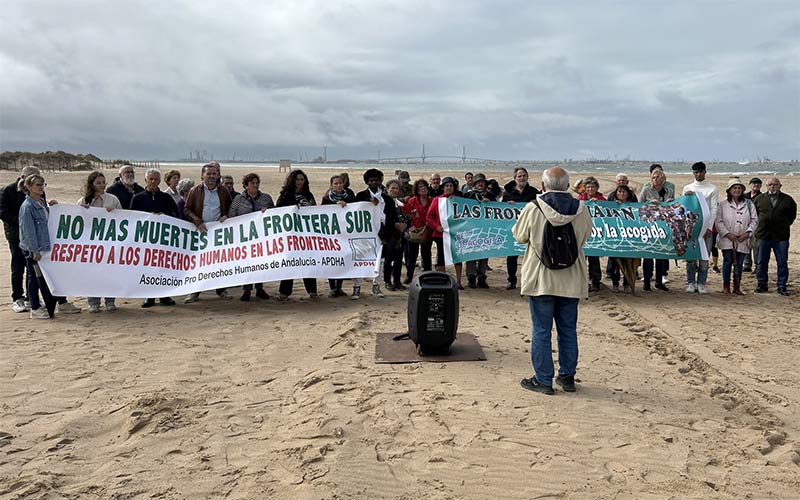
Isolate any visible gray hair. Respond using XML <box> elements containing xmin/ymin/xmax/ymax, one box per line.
<box><xmin>145</xmin><ymin>167</ymin><xmax>161</xmax><ymax>178</ymax></box>
<box><xmin>615</xmin><ymin>173</ymin><xmax>628</xmax><ymax>181</ymax></box>
<box><xmin>21</xmin><ymin>166</ymin><xmax>40</xmax><ymax>178</ymax></box>
<box><xmin>582</xmin><ymin>176</ymin><xmax>599</xmax><ymax>188</ymax></box>
<box><xmin>118</xmin><ymin>164</ymin><xmax>134</xmax><ymax>174</ymax></box>
<box><xmin>177</xmin><ymin>178</ymin><xmax>195</xmax><ymax>196</ymax></box>
<box><xmin>542</xmin><ymin>167</ymin><xmax>570</xmax><ymax>191</ymax></box>
<box><xmin>221</xmin><ymin>174</ymin><xmax>234</xmax><ymax>182</ymax></box>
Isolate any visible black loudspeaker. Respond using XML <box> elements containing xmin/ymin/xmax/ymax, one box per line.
<box><xmin>407</xmin><ymin>271</ymin><xmax>459</xmax><ymax>354</ymax></box>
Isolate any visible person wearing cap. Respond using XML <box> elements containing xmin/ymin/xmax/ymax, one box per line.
<box><xmin>397</xmin><ymin>171</ymin><xmax>413</xmax><ymax>202</ymax></box>
<box><xmin>577</xmin><ymin>176</ymin><xmax>606</xmax><ymax>292</ymax></box>
<box><xmin>355</xmin><ymin>168</ymin><xmax>397</xmax><ymax>297</ymax></box>
<box><xmin>715</xmin><ymin>178</ymin><xmax>758</xmax><ymax>295</ymax></box>
<box><xmin>426</xmin><ymin>176</ymin><xmax>464</xmax><ymax>289</ymax></box>
<box><xmin>1</xmin><ymin>165</ymin><xmax>42</xmax><ymax>313</ymax></box>
<box><xmin>106</xmin><ymin>164</ymin><xmax>144</xmax><ymax>209</ymax></box>
<box><xmin>745</xmin><ymin>177</ymin><xmax>762</xmax><ymax>200</ymax></box>
<box><xmin>464</xmin><ymin>173</ymin><xmax>492</xmax><ymax>288</ymax></box>
<box><xmin>754</xmin><ymin>177</ymin><xmax>796</xmax><ymax>296</ymax></box>
<box><xmin>682</xmin><ymin>162</ymin><xmax>719</xmax><ymax>294</ymax></box>
<box><xmin>502</xmin><ymin>167</ymin><xmax>539</xmax><ymax>290</ymax></box>
<box><xmin>743</xmin><ymin>177</ymin><xmax>763</xmax><ymax>272</ymax></box>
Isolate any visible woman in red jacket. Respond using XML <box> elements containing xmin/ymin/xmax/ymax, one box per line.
<box><xmin>578</xmin><ymin>176</ymin><xmax>606</xmax><ymax>291</ymax></box>
<box><xmin>403</xmin><ymin>179</ymin><xmax>433</xmax><ymax>284</ymax></box>
<box><xmin>426</xmin><ymin>177</ymin><xmax>464</xmax><ymax>289</ymax></box>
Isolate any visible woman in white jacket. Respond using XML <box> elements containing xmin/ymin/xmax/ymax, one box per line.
<box><xmin>78</xmin><ymin>171</ymin><xmax>122</xmax><ymax>312</ymax></box>
<box><xmin>715</xmin><ymin>178</ymin><xmax>758</xmax><ymax>295</ymax></box>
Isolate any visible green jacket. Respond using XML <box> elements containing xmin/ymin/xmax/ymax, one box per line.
<box><xmin>754</xmin><ymin>192</ymin><xmax>797</xmax><ymax>241</ymax></box>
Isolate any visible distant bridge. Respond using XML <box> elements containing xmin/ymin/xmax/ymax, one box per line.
<box><xmin>374</xmin><ymin>155</ymin><xmax>543</xmax><ymax>165</ymax></box>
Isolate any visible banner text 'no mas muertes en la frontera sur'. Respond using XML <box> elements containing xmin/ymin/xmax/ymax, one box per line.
<box><xmin>439</xmin><ymin>194</ymin><xmax>708</xmax><ymax>265</ymax></box>
<box><xmin>39</xmin><ymin>202</ymin><xmax>383</xmax><ymax>298</ymax></box>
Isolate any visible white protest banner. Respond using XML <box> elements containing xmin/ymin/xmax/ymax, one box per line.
<box><xmin>39</xmin><ymin>202</ymin><xmax>383</xmax><ymax>298</ymax></box>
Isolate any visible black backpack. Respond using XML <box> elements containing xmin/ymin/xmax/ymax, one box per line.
<box><xmin>532</xmin><ymin>199</ymin><xmax>579</xmax><ymax>270</ymax></box>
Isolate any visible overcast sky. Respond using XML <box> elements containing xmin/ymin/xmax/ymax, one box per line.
<box><xmin>1</xmin><ymin>0</ymin><xmax>798</xmax><ymax>161</ymax></box>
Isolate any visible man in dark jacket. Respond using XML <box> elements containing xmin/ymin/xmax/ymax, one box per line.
<box><xmin>106</xmin><ymin>165</ymin><xmax>144</xmax><ymax>208</ymax></box>
<box><xmin>130</xmin><ymin>168</ymin><xmax>179</xmax><ymax>308</ymax></box>
<box><xmin>502</xmin><ymin>167</ymin><xmax>540</xmax><ymax>289</ymax></box>
<box><xmin>355</xmin><ymin>168</ymin><xmax>397</xmax><ymax>297</ymax></box>
<box><xmin>0</xmin><ymin>166</ymin><xmax>41</xmax><ymax>312</ymax></box>
<box><xmin>754</xmin><ymin>177</ymin><xmax>796</xmax><ymax>295</ymax></box>
<box><xmin>743</xmin><ymin>177</ymin><xmax>763</xmax><ymax>272</ymax></box>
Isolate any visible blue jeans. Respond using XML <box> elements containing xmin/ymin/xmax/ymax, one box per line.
<box><xmin>687</xmin><ymin>234</ymin><xmax>713</xmax><ymax>285</ymax></box>
<box><xmin>528</xmin><ymin>295</ymin><xmax>579</xmax><ymax>386</ymax></box>
<box><xmin>721</xmin><ymin>249</ymin><xmax>745</xmax><ymax>284</ymax></box>
<box><xmin>757</xmin><ymin>240</ymin><xmax>789</xmax><ymax>289</ymax></box>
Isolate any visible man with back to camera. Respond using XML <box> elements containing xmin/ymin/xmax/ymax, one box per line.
<box><xmin>754</xmin><ymin>177</ymin><xmax>796</xmax><ymax>296</ymax></box>
<box><xmin>512</xmin><ymin>166</ymin><xmax>592</xmax><ymax>395</ymax></box>
<box><xmin>682</xmin><ymin>161</ymin><xmax>718</xmax><ymax>294</ymax></box>
<box><xmin>106</xmin><ymin>164</ymin><xmax>144</xmax><ymax>209</ymax></box>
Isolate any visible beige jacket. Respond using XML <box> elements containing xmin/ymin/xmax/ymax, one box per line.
<box><xmin>76</xmin><ymin>193</ymin><xmax>123</xmax><ymax>210</ymax></box>
<box><xmin>512</xmin><ymin>192</ymin><xmax>592</xmax><ymax>299</ymax></box>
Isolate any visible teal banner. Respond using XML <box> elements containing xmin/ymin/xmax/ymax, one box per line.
<box><xmin>440</xmin><ymin>198</ymin><xmax>525</xmax><ymax>265</ymax></box>
<box><xmin>582</xmin><ymin>195</ymin><xmax>706</xmax><ymax>259</ymax></box>
<box><xmin>439</xmin><ymin>194</ymin><xmax>707</xmax><ymax>264</ymax></box>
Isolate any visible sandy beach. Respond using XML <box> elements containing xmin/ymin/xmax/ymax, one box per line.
<box><xmin>0</xmin><ymin>165</ymin><xmax>798</xmax><ymax>499</ymax></box>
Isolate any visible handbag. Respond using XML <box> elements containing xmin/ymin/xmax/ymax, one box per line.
<box><xmin>407</xmin><ymin>225</ymin><xmax>430</xmax><ymax>244</ymax></box>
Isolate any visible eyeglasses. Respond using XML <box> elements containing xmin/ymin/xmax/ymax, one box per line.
<box><xmin>33</xmin><ymin>183</ymin><xmax>46</xmax><ymax>187</ymax></box>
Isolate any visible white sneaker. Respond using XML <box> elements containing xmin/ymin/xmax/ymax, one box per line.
<box><xmin>662</xmin><ymin>276</ymin><xmax>670</xmax><ymax>284</ymax></box>
<box><xmin>697</xmin><ymin>284</ymin><xmax>708</xmax><ymax>294</ymax></box>
<box><xmin>88</xmin><ymin>304</ymin><xmax>101</xmax><ymax>313</ymax></box>
<box><xmin>57</xmin><ymin>302</ymin><xmax>81</xmax><ymax>314</ymax></box>
<box><xmin>105</xmin><ymin>303</ymin><xmax>118</xmax><ymax>312</ymax></box>
<box><xmin>30</xmin><ymin>308</ymin><xmax>50</xmax><ymax>320</ymax></box>
<box><xmin>184</xmin><ymin>292</ymin><xmax>200</xmax><ymax>304</ymax></box>
<box><xmin>350</xmin><ymin>287</ymin><xmax>361</xmax><ymax>300</ymax></box>
<box><xmin>686</xmin><ymin>283</ymin><xmax>696</xmax><ymax>293</ymax></box>
<box><xmin>12</xmin><ymin>299</ymin><xmax>30</xmax><ymax>313</ymax></box>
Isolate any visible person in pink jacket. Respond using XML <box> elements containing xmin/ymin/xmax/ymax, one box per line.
<box><xmin>715</xmin><ymin>178</ymin><xmax>758</xmax><ymax>294</ymax></box>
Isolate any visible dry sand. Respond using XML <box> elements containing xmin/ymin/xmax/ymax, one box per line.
<box><xmin>0</xmin><ymin>166</ymin><xmax>798</xmax><ymax>499</ymax></box>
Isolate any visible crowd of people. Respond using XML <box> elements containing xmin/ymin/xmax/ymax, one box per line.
<box><xmin>0</xmin><ymin>161</ymin><xmax>795</xmax><ymax>320</ymax></box>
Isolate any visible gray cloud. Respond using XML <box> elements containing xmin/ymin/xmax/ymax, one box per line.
<box><xmin>0</xmin><ymin>0</ymin><xmax>798</xmax><ymax>161</ymax></box>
